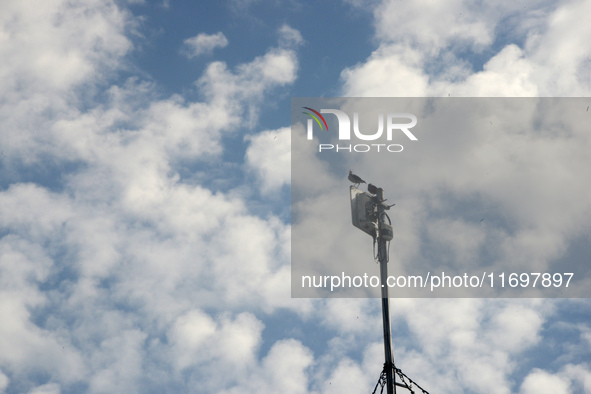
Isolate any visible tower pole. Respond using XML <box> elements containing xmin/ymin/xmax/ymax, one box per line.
<box><xmin>376</xmin><ymin>188</ymin><xmax>395</xmax><ymax>394</ymax></box>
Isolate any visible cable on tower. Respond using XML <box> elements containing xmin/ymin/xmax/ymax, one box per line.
<box><xmin>372</xmin><ymin>364</ymin><xmax>430</xmax><ymax>394</ymax></box>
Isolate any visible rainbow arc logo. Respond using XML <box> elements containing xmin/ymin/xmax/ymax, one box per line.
<box><xmin>302</xmin><ymin>107</ymin><xmax>328</xmax><ymax>131</ymax></box>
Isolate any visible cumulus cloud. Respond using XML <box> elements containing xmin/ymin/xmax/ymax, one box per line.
<box><xmin>278</xmin><ymin>24</ymin><xmax>304</xmax><ymax>48</ymax></box>
<box><xmin>245</xmin><ymin>127</ymin><xmax>291</xmax><ymax>192</ymax></box>
<box><xmin>289</xmin><ymin>0</ymin><xmax>591</xmax><ymax>392</ymax></box>
<box><xmin>166</xmin><ymin>310</ymin><xmax>264</xmax><ymax>390</ymax></box>
<box><xmin>342</xmin><ymin>0</ymin><xmax>591</xmax><ymax>97</ymax></box>
<box><xmin>1</xmin><ymin>0</ymin><xmax>590</xmax><ymax>392</ymax></box>
<box><xmin>0</xmin><ymin>372</ymin><xmax>8</xmax><ymax>392</ymax></box>
<box><xmin>0</xmin><ymin>0</ymin><xmax>132</xmax><ymax>97</ymax></box>
<box><xmin>224</xmin><ymin>339</ymin><xmax>314</xmax><ymax>393</ymax></box>
<box><xmin>0</xmin><ymin>1</ymin><xmax>305</xmax><ymax>391</ymax></box>
<box><xmin>182</xmin><ymin>32</ymin><xmax>228</xmax><ymax>58</ymax></box>
<box><xmin>519</xmin><ymin>369</ymin><xmax>571</xmax><ymax>394</ymax></box>
<box><xmin>28</xmin><ymin>383</ymin><xmax>62</xmax><ymax>394</ymax></box>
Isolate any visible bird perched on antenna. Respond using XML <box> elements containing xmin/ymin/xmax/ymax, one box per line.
<box><xmin>348</xmin><ymin>170</ymin><xmax>366</xmax><ymax>187</ymax></box>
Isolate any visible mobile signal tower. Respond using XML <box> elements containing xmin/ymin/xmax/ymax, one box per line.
<box><xmin>349</xmin><ymin>175</ymin><xmax>429</xmax><ymax>394</ymax></box>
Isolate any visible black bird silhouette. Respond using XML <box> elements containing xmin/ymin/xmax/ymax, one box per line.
<box><xmin>348</xmin><ymin>170</ymin><xmax>366</xmax><ymax>187</ymax></box>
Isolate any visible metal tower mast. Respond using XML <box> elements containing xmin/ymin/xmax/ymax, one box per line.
<box><xmin>376</xmin><ymin>187</ymin><xmax>395</xmax><ymax>394</ymax></box>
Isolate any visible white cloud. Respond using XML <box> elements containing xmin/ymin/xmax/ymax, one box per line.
<box><xmin>0</xmin><ymin>1</ymin><xmax>304</xmax><ymax>391</ymax></box>
<box><xmin>278</xmin><ymin>24</ymin><xmax>304</xmax><ymax>48</ymax></box>
<box><xmin>0</xmin><ymin>371</ymin><xmax>8</xmax><ymax>393</ymax></box>
<box><xmin>320</xmin><ymin>358</ymin><xmax>369</xmax><ymax>393</ymax></box>
<box><xmin>245</xmin><ymin>127</ymin><xmax>291</xmax><ymax>192</ymax></box>
<box><xmin>182</xmin><ymin>32</ymin><xmax>228</xmax><ymax>58</ymax></box>
<box><xmin>1</xmin><ymin>0</ymin><xmax>589</xmax><ymax>392</ymax></box>
<box><xmin>294</xmin><ymin>0</ymin><xmax>590</xmax><ymax>390</ymax></box>
<box><xmin>308</xmin><ymin>0</ymin><xmax>590</xmax><ymax>391</ymax></box>
<box><xmin>341</xmin><ymin>45</ymin><xmax>430</xmax><ymax>96</ymax></box>
<box><xmin>86</xmin><ymin>329</ymin><xmax>147</xmax><ymax>393</ymax></box>
<box><xmin>561</xmin><ymin>364</ymin><xmax>591</xmax><ymax>393</ymax></box>
<box><xmin>425</xmin><ymin>218</ymin><xmax>486</xmax><ymax>266</ymax></box>
<box><xmin>0</xmin><ymin>234</ymin><xmax>86</xmax><ymax>384</ymax></box>
<box><xmin>341</xmin><ymin>0</ymin><xmax>591</xmax><ymax>97</ymax></box>
<box><xmin>0</xmin><ymin>0</ymin><xmax>132</xmax><ymax>97</ymax></box>
<box><xmin>28</xmin><ymin>383</ymin><xmax>62</xmax><ymax>394</ymax></box>
<box><xmin>448</xmin><ymin>44</ymin><xmax>539</xmax><ymax>96</ymax></box>
<box><xmin>319</xmin><ymin>299</ymin><xmax>381</xmax><ymax>336</ymax></box>
<box><xmin>167</xmin><ymin>311</ymin><xmax>263</xmax><ymax>375</ymax></box>
<box><xmin>391</xmin><ymin>299</ymin><xmax>553</xmax><ymax>393</ymax></box>
<box><xmin>199</xmin><ymin>49</ymin><xmax>298</xmax><ymax>99</ymax></box>
<box><xmin>221</xmin><ymin>339</ymin><xmax>314</xmax><ymax>394</ymax></box>
<box><xmin>520</xmin><ymin>369</ymin><xmax>571</xmax><ymax>394</ymax></box>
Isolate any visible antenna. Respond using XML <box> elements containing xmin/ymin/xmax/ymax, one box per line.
<box><xmin>349</xmin><ymin>179</ymin><xmax>429</xmax><ymax>394</ymax></box>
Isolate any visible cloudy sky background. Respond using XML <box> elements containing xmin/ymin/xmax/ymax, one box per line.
<box><xmin>0</xmin><ymin>0</ymin><xmax>590</xmax><ymax>393</ymax></box>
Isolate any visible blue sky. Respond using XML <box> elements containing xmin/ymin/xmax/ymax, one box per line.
<box><xmin>0</xmin><ymin>0</ymin><xmax>590</xmax><ymax>393</ymax></box>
